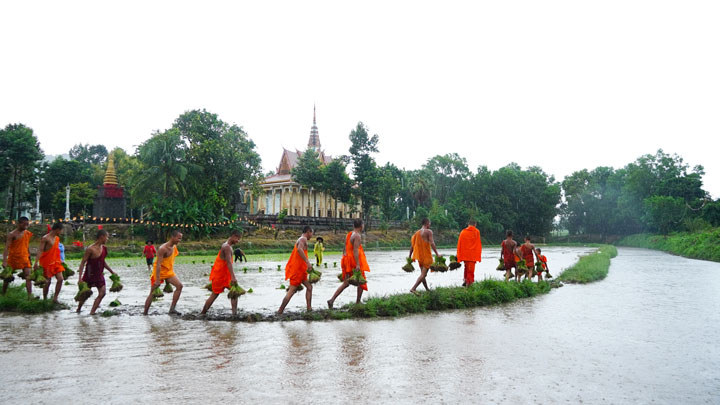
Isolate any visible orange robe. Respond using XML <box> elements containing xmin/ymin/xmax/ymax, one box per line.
<box><xmin>209</xmin><ymin>250</ymin><xmax>232</xmax><ymax>294</ymax></box>
<box><xmin>7</xmin><ymin>230</ymin><xmax>32</xmax><ymax>270</ymax></box>
<box><xmin>39</xmin><ymin>236</ymin><xmax>63</xmax><ymax>278</ymax></box>
<box><xmin>151</xmin><ymin>245</ymin><xmax>178</xmax><ymax>284</ymax></box>
<box><xmin>520</xmin><ymin>244</ymin><xmax>535</xmax><ymax>267</ymax></box>
<box><xmin>457</xmin><ymin>226</ymin><xmax>482</xmax><ymax>285</ymax></box>
<box><xmin>411</xmin><ymin>230</ymin><xmax>433</xmax><ymax>268</ymax></box>
<box><xmin>538</xmin><ymin>255</ymin><xmax>548</xmax><ymax>270</ymax></box>
<box><xmin>285</xmin><ymin>244</ymin><xmax>308</xmax><ymax>287</ymax></box>
<box><xmin>341</xmin><ymin>232</ymin><xmax>370</xmax><ymax>291</ymax></box>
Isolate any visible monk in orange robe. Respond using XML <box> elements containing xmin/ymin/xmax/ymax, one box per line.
<box><xmin>143</xmin><ymin>230</ymin><xmax>184</xmax><ymax>315</ymax></box>
<box><xmin>278</xmin><ymin>226</ymin><xmax>314</xmax><ymax>314</ymax></box>
<box><xmin>520</xmin><ymin>236</ymin><xmax>538</xmax><ymax>281</ymax></box>
<box><xmin>456</xmin><ymin>220</ymin><xmax>482</xmax><ymax>286</ymax></box>
<box><xmin>34</xmin><ymin>223</ymin><xmax>65</xmax><ymax>303</ymax></box>
<box><xmin>327</xmin><ymin>219</ymin><xmax>370</xmax><ymax>308</ymax></box>
<box><xmin>2</xmin><ymin>216</ymin><xmax>33</xmax><ymax>297</ymax></box>
<box><xmin>501</xmin><ymin>230</ymin><xmax>519</xmax><ymax>282</ymax></box>
<box><xmin>535</xmin><ymin>248</ymin><xmax>549</xmax><ymax>281</ymax></box>
<box><xmin>409</xmin><ymin>218</ymin><xmax>441</xmax><ymax>295</ymax></box>
<box><xmin>202</xmin><ymin>230</ymin><xmax>242</xmax><ymax>316</ymax></box>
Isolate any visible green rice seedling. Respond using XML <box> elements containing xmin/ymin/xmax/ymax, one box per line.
<box><xmin>402</xmin><ymin>257</ymin><xmax>415</xmax><ymax>272</ymax></box>
<box><xmin>109</xmin><ymin>274</ymin><xmax>123</xmax><ymax>292</ymax></box>
<box><xmin>152</xmin><ymin>287</ymin><xmax>164</xmax><ymax>299</ymax></box>
<box><xmin>109</xmin><ymin>299</ymin><xmax>121</xmax><ymax>307</ymax></box>
<box><xmin>61</xmin><ymin>262</ymin><xmax>75</xmax><ymax>279</ymax></box>
<box><xmin>74</xmin><ymin>281</ymin><xmax>93</xmax><ymax>302</ymax></box>
<box><xmin>227</xmin><ymin>281</ymin><xmax>246</xmax><ymax>299</ymax></box>
<box><xmin>347</xmin><ymin>270</ymin><xmax>367</xmax><ymax>286</ymax></box>
<box><xmin>163</xmin><ymin>282</ymin><xmax>174</xmax><ymax>293</ymax></box>
<box><xmin>308</xmin><ymin>269</ymin><xmax>322</xmax><ymax>284</ymax></box>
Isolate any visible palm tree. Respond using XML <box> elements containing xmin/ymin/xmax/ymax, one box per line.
<box><xmin>131</xmin><ymin>129</ymin><xmax>194</xmax><ymax>204</ymax></box>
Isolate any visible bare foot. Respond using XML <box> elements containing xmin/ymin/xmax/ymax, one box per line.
<box><xmin>410</xmin><ymin>290</ymin><xmax>420</xmax><ymax>296</ymax></box>
<box><xmin>327</xmin><ymin>300</ymin><xmax>333</xmax><ymax>309</ymax></box>
<box><xmin>168</xmin><ymin>309</ymin><xmax>182</xmax><ymax>316</ymax></box>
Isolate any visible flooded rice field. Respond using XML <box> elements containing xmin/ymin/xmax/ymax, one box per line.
<box><xmin>1</xmin><ymin>247</ymin><xmax>718</xmax><ymax>403</ymax></box>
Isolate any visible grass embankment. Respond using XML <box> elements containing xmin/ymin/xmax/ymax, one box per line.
<box><xmin>617</xmin><ymin>230</ymin><xmax>720</xmax><ymax>262</ymax></box>
<box><xmin>556</xmin><ymin>245</ymin><xmax>618</xmax><ymax>284</ymax></box>
<box><xmin>0</xmin><ymin>285</ymin><xmax>64</xmax><ymax>313</ymax></box>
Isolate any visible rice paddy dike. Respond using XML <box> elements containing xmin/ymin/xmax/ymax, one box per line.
<box><xmin>0</xmin><ymin>246</ymin><xmax>608</xmax><ymax>319</ymax></box>
<box><xmin>556</xmin><ymin>245</ymin><xmax>618</xmax><ymax>284</ymax></box>
<box><xmin>617</xmin><ymin>229</ymin><xmax>720</xmax><ymax>262</ymax></box>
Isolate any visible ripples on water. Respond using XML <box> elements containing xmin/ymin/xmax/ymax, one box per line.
<box><xmin>1</xmin><ymin>247</ymin><xmax>718</xmax><ymax>404</ymax></box>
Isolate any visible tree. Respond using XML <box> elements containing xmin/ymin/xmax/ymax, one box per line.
<box><xmin>643</xmin><ymin>196</ymin><xmax>687</xmax><ymax>235</ymax></box>
<box><xmin>39</xmin><ymin>157</ymin><xmax>95</xmax><ymax>217</ymax></box>
<box><xmin>173</xmin><ymin>109</ymin><xmax>262</xmax><ymax>213</ymax></box>
<box><xmin>0</xmin><ymin>124</ymin><xmax>44</xmax><ymax>219</ymax></box>
<box><xmin>291</xmin><ymin>149</ymin><xmax>325</xmax><ymax>216</ymax></box>
<box><xmin>132</xmin><ymin>128</ymin><xmax>192</xmax><ymax>205</ymax></box>
<box><xmin>69</xmin><ymin>143</ymin><xmax>108</xmax><ymax>166</ymax></box>
<box><xmin>348</xmin><ymin>122</ymin><xmax>381</xmax><ymax>227</ymax></box>
<box><xmin>322</xmin><ymin>158</ymin><xmax>353</xmax><ymax>218</ymax></box>
<box><xmin>52</xmin><ymin>182</ymin><xmax>96</xmax><ymax>217</ymax></box>
<box><xmin>377</xmin><ymin>163</ymin><xmax>402</xmax><ymax>220</ymax></box>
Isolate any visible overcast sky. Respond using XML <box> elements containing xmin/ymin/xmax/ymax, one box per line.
<box><xmin>2</xmin><ymin>1</ymin><xmax>718</xmax><ymax>197</ymax></box>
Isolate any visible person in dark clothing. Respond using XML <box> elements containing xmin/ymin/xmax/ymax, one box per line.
<box><xmin>234</xmin><ymin>248</ymin><xmax>247</xmax><ymax>263</ymax></box>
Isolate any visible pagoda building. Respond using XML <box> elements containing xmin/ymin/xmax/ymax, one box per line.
<box><xmin>245</xmin><ymin>107</ymin><xmax>360</xmax><ymax>218</ymax></box>
<box><xmin>93</xmin><ymin>156</ymin><xmax>127</xmax><ymax>219</ymax></box>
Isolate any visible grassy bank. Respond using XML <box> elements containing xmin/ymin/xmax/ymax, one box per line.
<box><xmin>617</xmin><ymin>230</ymin><xmax>720</xmax><ymax>262</ymax></box>
<box><xmin>0</xmin><ymin>285</ymin><xmax>64</xmax><ymax>313</ymax></box>
<box><xmin>556</xmin><ymin>245</ymin><xmax>618</xmax><ymax>284</ymax></box>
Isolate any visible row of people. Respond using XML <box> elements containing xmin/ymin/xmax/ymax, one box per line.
<box><xmin>3</xmin><ymin>216</ymin><xmax>549</xmax><ymax>316</ymax></box>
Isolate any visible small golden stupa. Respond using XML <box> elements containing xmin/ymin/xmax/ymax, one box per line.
<box><xmin>103</xmin><ymin>156</ymin><xmax>119</xmax><ymax>185</ymax></box>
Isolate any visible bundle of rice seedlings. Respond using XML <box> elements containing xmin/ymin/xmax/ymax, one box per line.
<box><xmin>337</xmin><ymin>272</ymin><xmax>344</xmax><ymax>282</ymax></box>
<box><xmin>323</xmin><ymin>263</ymin><xmax>328</xmax><ymax>268</ymax></box>
<box><xmin>31</xmin><ymin>269</ymin><xmax>47</xmax><ymax>287</ymax></box>
<box><xmin>448</xmin><ymin>255</ymin><xmax>461</xmax><ymax>270</ymax></box>
<box><xmin>258</xmin><ymin>266</ymin><xmax>263</xmax><ymax>273</ymax></box>
<box><xmin>308</xmin><ymin>269</ymin><xmax>322</xmax><ymax>284</ymax></box>
<box><xmin>347</xmin><ymin>269</ymin><xmax>367</xmax><ymax>286</ymax></box>
<box><xmin>243</xmin><ymin>267</ymin><xmax>248</xmax><ymax>273</ymax></box>
<box><xmin>295</xmin><ymin>283</ymin><xmax>304</xmax><ymax>292</ymax></box>
<box><xmin>152</xmin><ymin>287</ymin><xmax>164</xmax><ymax>298</ymax></box>
<box><xmin>1</xmin><ymin>266</ymin><xmax>15</xmax><ymax>282</ymax></box>
<box><xmin>61</xmin><ymin>262</ymin><xmax>75</xmax><ymax>279</ymax></box>
<box><xmin>247</xmin><ymin>288</ymin><xmax>253</xmax><ymax>293</ymax></box>
<box><xmin>74</xmin><ymin>281</ymin><xmax>93</xmax><ymax>302</ymax></box>
<box><xmin>429</xmin><ymin>256</ymin><xmax>448</xmax><ymax>272</ymax></box>
<box><xmin>277</xmin><ymin>265</ymin><xmax>281</xmax><ymax>271</ymax></box>
<box><xmin>109</xmin><ymin>299</ymin><xmax>121</xmax><ymax>307</ymax></box>
<box><xmin>496</xmin><ymin>259</ymin><xmax>505</xmax><ymax>271</ymax></box>
<box><xmin>204</xmin><ymin>282</ymin><xmax>213</xmax><ymax>291</ymax></box>
<box><xmin>227</xmin><ymin>281</ymin><xmax>246</xmax><ymax>299</ymax></box>
<box><xmin>277</xmin><ymin>284</ymin><xmax>286</xmax><ymax>290</ymax></box>
<box><xmin>109</xmin><ymin>274</ymin><xmax>123</xmax><ymax>292</ymax></box>
<box><xmin>402</xmin><ymin>257</ymin><xmax>415</xmax><ymax>272</ymax></box>
<box><xmin>163</xmin><ymin>282</ymin><xmax>174</xmax><ymax>293</ymax></box>
<box><xmin>333</xmin><ymin>262</ymin><xmax>337</xmax><ymax>267</ymax></box>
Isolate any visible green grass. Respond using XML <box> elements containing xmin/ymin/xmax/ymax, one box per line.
<box><xmin>556</xmin><ymin>245</ymin><xmax>618</xmax><ymax>284</ymax></box>
<box><xmin>0</xmin><ymin>286</ymin><xmax>64</xmax><ymax>313</ymax></box>
<box><xmin>617</xmin><ymin>230</ymin><xmax>720</xmax><ymax>262</ymax></box>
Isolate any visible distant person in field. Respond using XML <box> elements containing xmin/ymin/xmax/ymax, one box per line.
<box><xmin>313</xmin><ymin>237</ymin><xmax>325</xmax><ymax>267</ymax></box>
<box><xmin>2</xmin><ymin>216</ymin><xmax>33</xmax><ymax>298</ymax></box>
<box><xmin>233</xmin><ymin>247</ymin><xmax>247</xmax><ymax>263</ymax></box>
<box><xmin>34</xmin><ymin>223</ymin><xmax>65</xmax><ymax>303</ymax></box>
<box><xmin>327</xmin><ymin>219</ymin><xmax>369</xmax><ymax>309</ymax></box>
<box><xmin>277</xmin><ymin>226</ymin><xmax>314</xmax><ymax>314</ymax></box>
<box><xmin>76</xmin><ymin>230</ymin><xmax>117</xmax><ymax>314</ymax></box>
<box><xmin>535</xmin><ymin>248</ymin><xmax>550</xmax><ymax>281</ymax></box>
<box><xmin>456</xmin><ymin>219</ymin><xmax>482</xmax><ymax>287</ymax></box>
<box><xmin>143</xmin><ymin>240</ymin><xmax>156</xmax><ymax>272</ymax></box>
<box><xmin>202</xmin><ymin>229</ymin><xmax>242</xmax><ymax>316</ymax></box>
<box><xmin>501</xmin><ymin>230</ymin><xmax>518</xmax><ymax>282</ymax></box>
<box><xmin>408</xmin><ymin>218</ymin><xmax>441</xmax><ymax>296</ymax></box>
<box><xmin>520</xmin><ymin>236</ymin><xmax>538</xmax><ymax>281</ymax></box>
<box><xmin>143</xmin><ymin>230</ymin><xmax>183</xmax><ymax>315</ymax></box>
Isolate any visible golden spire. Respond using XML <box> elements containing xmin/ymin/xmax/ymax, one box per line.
<box><xmin>103</xmin><ymin>156</ymin><xmax>119</xmax><ymax>185</ymax></box>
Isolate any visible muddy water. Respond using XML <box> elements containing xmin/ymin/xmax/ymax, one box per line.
<box><xmin>1</xmin><ymin>247</ymin><xmax>718</xmax><ymax>403</ymax></box>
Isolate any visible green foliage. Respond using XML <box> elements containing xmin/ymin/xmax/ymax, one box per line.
<box><xmin>38</xmin><ymin>157</ymin><xmax>95</xmax><ymax>217</ymax></box>
<box><xmin>348</xmin><ymin>122</ymin><xmax>380</xmax><ymax>226</ymax></box>
<box><xmin>133</xmin><ymin>128</ymin><xmax>191</xmax><ymax>202</ymax></box>
<box><xmin>643</xmin><ymin>196</ymin><xmax>687</xmax><ymax>235</ymax></box>
<box><xmin>557</xmin><ymin>245</ymin><xmax>617</xmax><ymax>283</ymax></box>
<box><xmin>0</xmin><ymin>286</ymin><xmax>59</xmax><ymax>313</ymax></box>
<box><xmin>52</xmin><ymin>182</ymin><xmax>96</xmax><ymax>217</ymax></box>
<box><xmin>69</xmin><ymin>143</ymin><xmax>108</xmax><ymax>165</ymax></box>
<box><xmin>0</xmin><ymin>123</ymin><xmax>44</xmax><ymax>219</ymax></box>
<box><xmin>617</xmin><ymin>229</ymin><xmax>720</xmax><ymax>262</ymax></box>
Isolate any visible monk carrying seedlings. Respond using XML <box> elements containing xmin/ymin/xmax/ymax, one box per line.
<box><xmin>501</xmin><ymin>230</ymin><xmax>519</xmax><ymax>282</ymax></box>
<box><xmin>143</xmin><ymin>230</ymin><xmax>183</xmax><ymax>315</ymax></box>
<box><xmin>201</xmin><ymin>229</ymin><xmax>242</xmax><ymax>316</ymax></box>
<box><xmin>76</xmin><ymin>229</ymin><xmax>117</xmax><ymax>314</ymax></box>
<box><xmin>409</xmin><ymin>218</ymin><xmax>441</xmax><ymax>296</ymax></box>
<box><xmin>2</xmin><ymin>216</ymin><xmax>33</xmax><ymax>298</ymax></box>
<box><xmin>277</xmin><ymin>226</ymin><xmax>314</xmax><ymax>314</ymax></box>
<box><xmin>327</xmin><ymin>219</ymin><xmax>369</xmax><ymax>309</ymax></box>
<box><xmin>34</xmin><ymin>223</ymin><xmax>65</xmax><ymax>303</ymax></box>
<box><xmin>456</xmin><ymin>219</ymin><xmax>482</xmax><ymax>287</ymax></box>
<box><xmin>520</xmin><ymin>236</ymin><xmax>539</xmax><ymax>281</ymax></box>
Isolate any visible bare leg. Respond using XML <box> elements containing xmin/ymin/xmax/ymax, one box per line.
<box><xmin>230</xmin><ymin>297</ymin><xmax>238</xmax><ymax>316</ymax></box>
<box><xmin>166</xmin><ymin>276</ymin><xmax>183</xmax><ymax>314</ymax></box>
<box><xmin>328</xmin><ymin>280</ymin><xmax>350</xmax><ymax>309</ymax></box>
<box><xmin>143</xmin><ymin>282</ymin><xmax>162</xmax><ymax>315</ymax></box>
<box><xmin>278</xmin><ymin>285</ymin><xmax>299</xmax><ymax>314</ymax></box>
<box><xmin>52</xmin><ymin>273</ymin><xmax>64</xmax><ymax>303</ymax></box>
<box><xmin>24</xmin><ymin>268</ymin><xmax>32</xmax><ymax>298</ymax></box>
<box><xmin>201</xmin><ymin>293</ymin><xmax>219</xmax><ymax>314</ymax></box>
<box><xmin>43</xmin><ymin>279</ymin><xmax>50</xmax><ymax>300</ymax></box>
<box><xmin>2</xmin><ymin>279</ymin><xmax>8</xmax><ymax>294</ymax></box>
<box><xmin>89</xmin><ymin>285</ymin><xmax>106</xmax><ymax>315</ymax></box>
<box><xmin>410</xmin><ymin>267</ymin><xmax>430</xmax><ymax>294</ymax></box>
<box><xmin>356</xmin><ymin>286</ymin><xmax>363</xmax><ymax>304</ymax></box>
<box><xmin>304</xmin><ymin>280</ymin><xmax>313</xmax><ymax>311</ymax></box>
<box><xmin>537</xmin><ymin>272</ymin><xmax>543</xmax><ymax>282</ymax></box>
